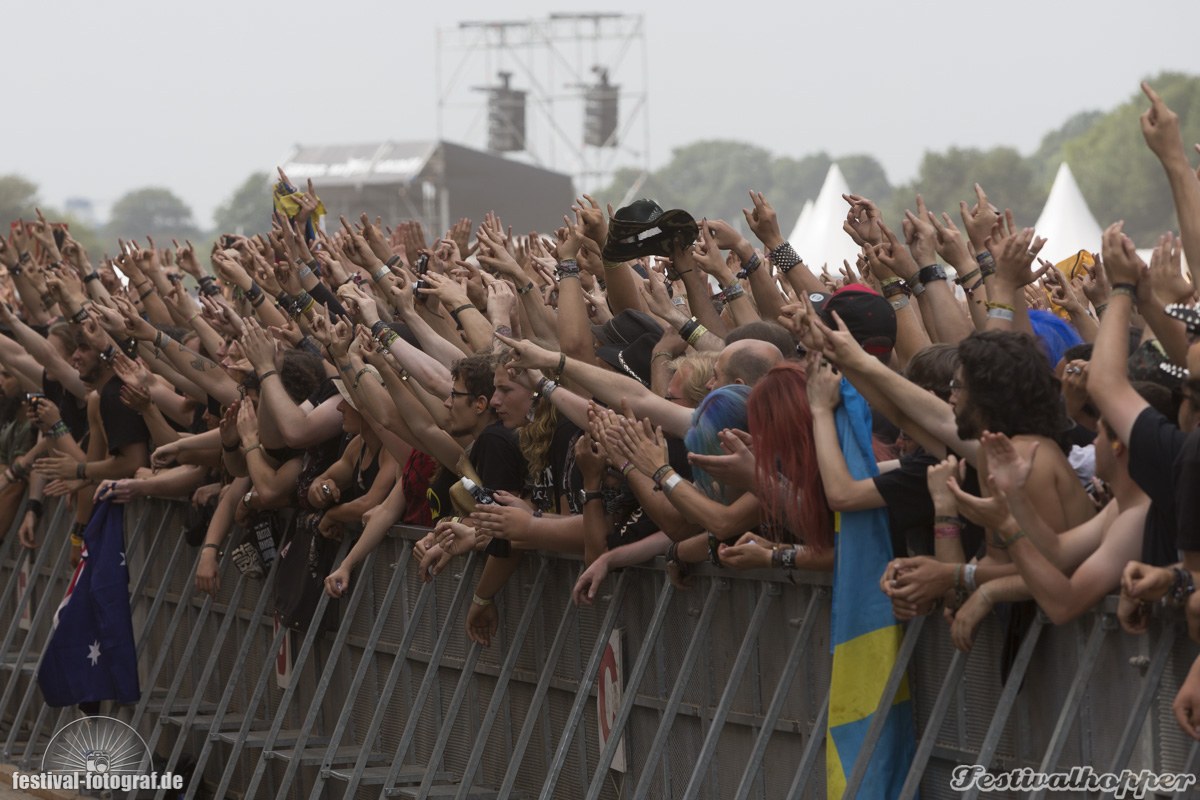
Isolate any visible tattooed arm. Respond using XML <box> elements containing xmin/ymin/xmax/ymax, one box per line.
<box><xmin>154</xmin><ymin>331</ymin><xmax>241</xmax><ymax>406</ymax></box>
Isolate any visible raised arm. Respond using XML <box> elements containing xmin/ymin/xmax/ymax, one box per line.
<box><xmin>1140</xmin><ymin>82</ymin><xmax>1200</xmax><ymax>287</ymax></box>
<box><xmin>498</xmin><ymin>334</ymin><xmax>692</xmax><ymax>439</ymax></box>
<box><xmin>1086</xmin><ymin>223</ymin><xmax>1149</xmax><ymax>444</ymax></box>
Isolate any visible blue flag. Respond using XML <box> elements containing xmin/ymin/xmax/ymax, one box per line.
<box><xmin>826</xmin><ymin>381</ymin><xmax>915</xmax><ymax>798</ymax></box>
<box><xmin>38</xmin><ymin>500</ymin><xmax>140</xmax><ymax>708</ymax></box>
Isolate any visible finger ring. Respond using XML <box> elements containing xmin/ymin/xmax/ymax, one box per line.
<box><xmin>321</xmin><ymin>483</ymin><xmax>331</xmax><ymax>496</ymax></box>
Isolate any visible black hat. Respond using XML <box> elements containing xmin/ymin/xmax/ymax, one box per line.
<box><xmin>810</xmin><ymin>284</ymin><xmax>896</xmax><ymax>358</ymax></box>
<box><xmin>592</xmin><ymin>309</ymin><xmax>663</xmax><ymax>349</ymax></box>
<box><xmin>597</xmin><ymin>331</ymin><xmax>662</xmax><ymax>387</ymax></box>
<box><xmin>603</xmin><ymin>199</ymin><xmax>699</xmax><ymax>263</ymax></box>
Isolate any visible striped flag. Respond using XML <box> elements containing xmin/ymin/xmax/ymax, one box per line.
<box><xmin>826</xmin><ymin>380</ymin><xmax>915</xmax><ymax>797</ymax></box>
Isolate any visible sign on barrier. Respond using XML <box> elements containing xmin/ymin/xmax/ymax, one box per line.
<box><xmin>597</xmin><ymin>626</ymin><xmax>626</xmax><ymax>773</ymax></box>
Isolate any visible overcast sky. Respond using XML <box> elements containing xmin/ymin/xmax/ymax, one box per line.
<box><xmin>7</xmin><ymin>0</ymin><xmax>1200</xmax><ymax>229</ymax></box>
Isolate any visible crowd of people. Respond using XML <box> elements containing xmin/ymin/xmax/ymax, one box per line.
<box><xmin>1</xmin><ymin>81</ymin><xmax>1199</xmax><ymax>744</ymax></box>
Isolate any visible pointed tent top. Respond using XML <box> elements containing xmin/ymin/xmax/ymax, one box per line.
<box><xmin>1033</xmin><ymin>163</ymin><xmax>1102</xmax><ymax>264</ymax></box>
<box><xmin>790</xmin><ymin>163</ymin><xmax>861</xmax><ymax>272</ymax></box>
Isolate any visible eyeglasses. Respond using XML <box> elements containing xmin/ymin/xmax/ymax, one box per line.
<box><xmin>447</xmin><ymin>389</ymin><xmax>475</xmax><ymax>401</ymax></box>
<box><xmin>948</xmin><ymin>378</ymin><xmax>964</xmax><ymax>393</ymax></box>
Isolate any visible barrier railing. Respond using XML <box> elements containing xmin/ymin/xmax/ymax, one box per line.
<box><xmin>1</xmin><ymin>497</ymin><xmax>1198</xmax><ymax>799</ymax></box>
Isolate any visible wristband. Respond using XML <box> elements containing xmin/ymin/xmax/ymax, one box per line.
<box><xmin>986</xmin><ymin>307</ymin><xmax>1014</xmax><ymax>322</ymax></box>
<box><xmin>222</xmin><ymin>441</ymin><xmax>240</xmax><ymax>453</ymax></box>
<box><xmin>24</xmin><ymin>498</ymin><xmax>43</xmax><ymax>520</ymax></box>
<box><xmin>472</xmin><ymin>593</ymin><xmax>494</xmax><ymax>607</ymax></box>
<box><xmin>353</xmin><ymin>365</ymin><xmax>382</xmax><ymax>390</ymax></box>
<box><xmin>678</xmin><ymin>317</ymin><xmax>700</xmax><ymax>342</ymax></box>
<box><xmin>258</xmin><ymin>369</ymin><xmax>278</xmax><ymax>382</ymax></box>
<box><xmin>707</xmin><ymin>532</ymin><xmax>722</xmax><ymax>567</ymax></box>
<box><xmin>779</xmin><ymin>546</ymin><xmax>797</xmax><ymax>570</ymax></box>
<box><xmin>651</xmin><ymin>464</ymin><xmax>674</xmax><ymax>487</ymax></box>
<box><xmin>964</xmin><ymin>563</ymin><xmax>978</xmax><ymax>592</ymax></box>
<box><xmin>385</xmin><ymin>255</ymin><xmax>402</xmax><ymax>269</ymax></box>
<box><xmin>245</xmin><ymin>282</ymin><xmax>263</xmax><ymax>303</ymax></box>
<box><xmin>517</xmin><ymin>280</ymin><xmax>535</xmax><ymax>296</ymax></box>
<box><xmin>889</xmin><ymin>295</ymin><xmax>910</xmax><ymax>311</ymax></box>
<box><xmin>736</xmin><ymin>252</ymin><xmax>762</xmax><ymax>280</ymax></box>
<box><xmin>371</xmin><ymin>265</ymin><xmax>389</xmax><ymax>283</ymax></box>
<box><xmin>1169</xmin><ymin>567</ymin><xmax>1196</xmax><ymax>607</ymax></box>
<box><xmin>661</xmin><ymin>472</ymin><xmax>684</xmax><ymax>496</ymax></box>
<box><xmin>308</xmin><ymin>259</ymin><xmax>323</xmax><ymax>277</ymax></box>
<box><xmin>1002</xmin><ymin>528</ymin><xmax>1028</xmax><ymax>547</ymax></box>
<box><xmin>297</xmin><ymin>264</ymin><xmax>314</xmax><ymax>280</ymax></box>
<box><xmin>556</xmin><ymin>259</ymin><xmax>581</xmax><ymax>279</ymax></box>
<box><xmin>47</xmin><ymin>420</ymin><xmax>70</xmax><ymax>439</ymax></box>
<box><xmin>370</xmin><ymin>319</ymin><xmax>391</xmax><ymax>338</ymax></box>
<box><xmin>768</xmin><ymin>242</ymin><xmax>802</xmax><ymax>273</ymax></box>
<box><xmin>71</xmin><ymin>306</ymin><xmax>90</xmax><ymax>324</ymax></box>
<box><xmin>138</xmin><ymin>286</ymin><xmax>154</xmax><ymax>302</ymax></box>
<box><xmin>686</xmin><ymin>324</ymin><xmax>708</xmax><ymax>347</ymax></box>
<box><xmin>76</xmin><ymin>462</ymin><xmax>87</xmax><ymax>480</ymax></box>
<box><xmin>554</xmin><ymin>352</ymin><xmax>567</xmax><ymax>380</ymax></box>
<box><xmin>450</xmin><ymin>303</ymin><xmax>475</xmax><ymax>324</ymax></box>
<box><xmin>720</xmin><ymin>283</ymin><xmax>746</xmax><ymax>303</ymax></box>
<box><xmin>70</xmin><ymin>534</ymin><xmax>84</xmax><ymax>547</ymax></box>
<box><xmin>99</xmin><ymin>345</ymin><xmax>116</xmax><ymax>364</ymax></box>
<box><xmin>620</xmin><ymin>460</ymin><xmax>635</xmax><ymax>477</ymax></box>
<box><xmin>201</xmin><ymin>543</ymin><xmax>221</xmax><ymax>555</ymax></box>
<box><xmin>1111</xmin><ymin>284</ymin><xmax>1137</xmax><ymax>302</ymax></box>
<box><xmin>976</xmin><ymin>250</ymin><xmax>996</xmax><ymax>279</ymax></box>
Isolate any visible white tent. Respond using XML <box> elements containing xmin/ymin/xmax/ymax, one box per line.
<box><xmin>789</xmin><ymin>163</ymin><xmax>861</xmax><ymax>272</ymax></box>
<box><xmin>787</xmin><ymin>199</ymin><xmax>815</xmax><ymax>249</ymax></box>
<box><xmin>1033</xmin><ymin>163</ymin><xmax>1102</xmax><ymax>264</ymax></box>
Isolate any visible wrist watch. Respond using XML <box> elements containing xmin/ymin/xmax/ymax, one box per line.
<box><xmin>578</xmin><ymin>489</ymin><xmax>604</xmax><ymax>506</ymax></box>
<box><xmin>911</xmin><ymin>264</ymin><xmax>947</xmax><ymax>296</ymax></box>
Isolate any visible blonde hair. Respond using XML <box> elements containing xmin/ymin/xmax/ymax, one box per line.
<box><xmin>667</xmin><ymin>352</ymin><xmax>717</xmax><ymax>407</ymax></box>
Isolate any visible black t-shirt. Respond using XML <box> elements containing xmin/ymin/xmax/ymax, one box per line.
<box><xmin>1128</xmin><ymin>407</ymin><xmax>1185</xmax><ymax>566</ymax></box>
<box><xmin>1175</xmin><ymin>430</ymin><xmax>1200</xmax><ymax>553</ymax></box>
<box><xmin>602</xmin><ymin>436</ymin><xmax>694</xmax><ymax>550</ymax></box>
<box><xmin>528</xmin><ymin>419</ymin><xmax>582</xmax><ymax>514</ymax></box>
<box><xmin>98</xmin><ymin>377</ymin><xmax>150</xmax><ymax>455</ymax></box>
<box><xmin>427</xmin><ymin>422</ymin><xmax>529</xmax><ymax>523</ymax></box>
<box><xmin>873</xmin><ymin>449</ymin><xmax>985</xmax><ymax>559</ymax></box>
<box><xmin>471</xmin><ymin>422</ymin><xmax>527</xmax><ymax>494</ymax></box>
<box><xmin>42</xmin><ymin>373</ymin><xmax>88</xmax><ymax>442</ymax></box>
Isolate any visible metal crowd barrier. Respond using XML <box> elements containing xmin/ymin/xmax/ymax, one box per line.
<box><xmin>1</xmin><ymin>497</ymin><xmax>1198</xmax><ymax>799</ymax></box>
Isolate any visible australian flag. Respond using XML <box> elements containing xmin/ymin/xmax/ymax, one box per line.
<box><xmin>37</xmin><ymin>499</ymin><xmax>140</xmax><ymax>707</ymax></box>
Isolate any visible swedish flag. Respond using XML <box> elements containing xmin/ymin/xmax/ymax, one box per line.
<box><xmin>826</xmin><ymin>381</ymin><xmax>915</xmax><ymax>798</ymax></box>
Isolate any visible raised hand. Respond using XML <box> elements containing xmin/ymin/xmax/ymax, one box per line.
<box><xmin>843</xmin><ymin>194</ymin><xmax>883</xmax><ymax>248</ymax></box>
<box><xmin>572</xmin><ymin>195</ymin><xmax>608</xmax><ymax>247</ymax></box>
<box><xmin>742</xmin><ymin>190</ymin><xmax>783</xmax><ymax>250</ymax></box>
<box><xmin>902</xmin><ymin>195</ymin><xmax>939</xmax><ymax>268</ymax></box>
<box><xmin>1147</xmin><ymin>232</ymin><xmax>1193</xmax><ymax>304</ymax></box>
<box><xmin>959</xmin><ymin>183</ymin><xmax>1001</xmax><ymax>253</ymax></box>
<box><xmin>1140</xmin><ymin>81</ymin><xmax>1184</xmax><ymax>162</ymax></box>
<box><xmin>1100</xmin><ymin>221</ymin><xmax>1147</xmax><ymax>288</ymax></box>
